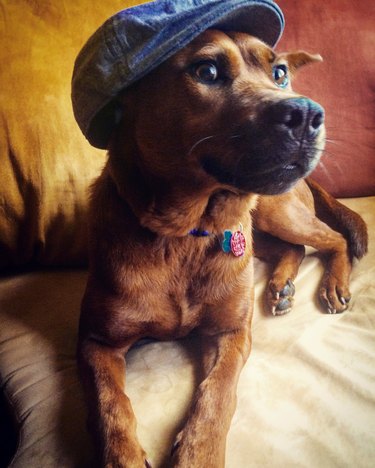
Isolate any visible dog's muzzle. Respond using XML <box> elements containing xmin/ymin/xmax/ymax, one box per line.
<box><xmin>202</xmin><ymin>97</ymin><xmax>325</xmax><ymax>195</ymax></box>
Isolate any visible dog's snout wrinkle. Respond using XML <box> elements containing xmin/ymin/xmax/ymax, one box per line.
<box><xmin>267</xmin><ymin>98</ymin><xmax>325</xmax><ymax>140</ymax></box>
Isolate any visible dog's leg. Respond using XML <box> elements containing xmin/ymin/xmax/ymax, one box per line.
<box><xmin>78</xmin><ymin>339</ymin><xmax>148</xmax><ymax>468</ymax></box>
<box><xmin>254</xmin><ymin>230</ymin><xmax>305</xmax><ymax>315</ymax></box>
<box><xmin>255</xmin><ymin>198</ymin><xmax>352</xmax><ymax>314</ymax></box>
<box><xmin>171</xmin><ymin>325</ymin><xmax>251</xmax><ymax>468</ymax></box>
<box><xmin>306</xmin><ymin>177</ymin><xmax>368</xmax><ymax>260</ymax></box>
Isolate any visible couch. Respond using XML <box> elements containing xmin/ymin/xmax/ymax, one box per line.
<box><xmin>1</xmin><ymin>1</ymin><xmax>374</xmax><ymax>467</ymax></box>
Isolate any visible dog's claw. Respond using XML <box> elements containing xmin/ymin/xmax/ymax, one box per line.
<box><xmin>275</xmin><ymin>307</ymin><xmax>292</xmax><ymax>315</ymax></box>
<box><xmin>320</xmin><ymin>278</ymin><xmax>351</xmax><ymax>314</ymax></box>
<box><xmin>145</xmin><ymin>460</ymin><xmax>152</xmax><ymax>468</ymax></box>
<box><xmin>272</xmin><ymin>297</ymin><xmax>294</xmax><ymax>316</ymax></box>
<box><xmin>339</xmin><ymin>295</ymin><xmax>350</xmax><ymax>306</ymax></box>
<box><xmin>268</xmin><ymin>278</ymin><xmax>296</xmax><ymax>316</ymax></box>
<box><xmin>276</xmin><ymin>297</ymin><xmax>293</xmax><ymax>311</ymax></box>
<box><xmin>171</xmin><ymin>441</ymin><xmax>180</xmax><ymax>457</ymax></box>
<box><xmin>280</xmin><ymin>279</ymin><xmax>295</xmax><ymax>297</ymax></box>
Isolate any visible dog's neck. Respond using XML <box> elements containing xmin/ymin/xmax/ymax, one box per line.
<box><xmin>107</xmin><ymin>134</ymin><xmax>257</xmax><ymax>237</ymax></box>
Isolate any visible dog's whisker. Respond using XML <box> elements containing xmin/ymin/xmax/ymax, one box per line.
<box><xmin>324</xmin><ymin>139</ymin><xmax>340</xmax><ymax>146</ymax></box>
<box><xmin>321</xmin><ymin>137</ymin><xmax>370</xmax><ymax>156</ymax></box>
<box><xmin>317</xmin><ymin>160</ymin><xmax>336</xmax><ymax>184</ymax></box>
<box><xmin>325</xmin><ymin>126</ymin><xmax>361</xmax><ymax>131</ymax></box>
<box><xmin>230</xmin><ymin>150</ymin><xmax>247</xmax><ymax>187</ymax></box>
<box><xmin>229</xmin><ymin>134</ymin><xmax>243</xmax><ymax>140</ymax></box>
<box><xmin>188</xmin><ymin>135</ymin><xmax>216</xmax><ymax>156</ymax></box>
<box><xmin>326</xmin><ymin>127</ymin><xmax>368</xmax><ymax>136</ymax></box>
<box><xmin>318</xmin><ymin>147</ymin><xmax>335</xmax><ymax>156</ymax></box>
<box><xmin>318</xmin><ymin>156</ymin><xmax>345</xmax><ymax>178</ymax></box>
<box><xmin>329</xmin><ymin>159</ymin><xmax>345</xmax><ymax>177</ymax></box>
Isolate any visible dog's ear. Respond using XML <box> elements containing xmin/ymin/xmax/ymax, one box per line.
<box><xmin>279</xmin><ymin>51</ymin><xmax>323</xmax><ymax>74</ymax></box>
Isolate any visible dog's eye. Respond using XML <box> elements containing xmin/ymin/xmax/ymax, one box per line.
<box><xmin>194</xmin><ymin>62</ymin><xmax>219</xmax><ymax>83</ymax></box>
<box><xmin>272</xmin><ymin>65</ymin><xmax>289</xmax><ymax>88</ymax></box>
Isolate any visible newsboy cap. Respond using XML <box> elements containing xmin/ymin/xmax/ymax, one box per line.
<box><xmin>72</xmin><ymin>0</ymin><xmax>284</xmax><ymax>149</ymax></box>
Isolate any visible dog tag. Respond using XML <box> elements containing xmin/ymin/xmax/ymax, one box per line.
<box><xmin>222</xmin><ymin>230</ymin><xmax>232</xmax><ymax>253</ymax></box>
<box><xmin>230</xmin><ymin>231</ymin><xmax>246</xmax><ymax>257</ymax></box>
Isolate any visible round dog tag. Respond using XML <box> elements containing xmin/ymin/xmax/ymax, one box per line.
<box><xmin>230</xmin><ymin>231</ymin><xmax>246</xmax><ymax>257</ymax></box>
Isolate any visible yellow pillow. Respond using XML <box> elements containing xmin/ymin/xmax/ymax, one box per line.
<box><xmin>0</xmin><ymin>0</ymin><xmax>140</xmax><ymax>269</ymax></box>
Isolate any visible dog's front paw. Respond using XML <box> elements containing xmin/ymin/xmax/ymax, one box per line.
<box><xmin>103</xmin><ymin>443</ymin><xmax>150</xmax><ymax>468</ymax></box>
<box><xmin>319</xmin><ymin>273</ymin><xmax>351</xmax><ymax>314</ymax></box>
<box><xmin>104</xmin><ymin>457</ymin><xmax>150</xmax><ymax>468</ymax></box>
<box><xmin>266</xmin><ymin>278</ymin><xmax>296</xmax><ymax>316</ymax></box>
<box><xmin>171</xmin><ymin>428</ymin><xmax>225</xmax><ymax>468</ymax></box>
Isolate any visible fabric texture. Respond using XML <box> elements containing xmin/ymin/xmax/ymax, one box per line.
<box><xmin>276</xmin><ymin>0</ymin><xmax>375</xmax><ymax>197</ymax></box>
<box><xmin>0</xmin><ymin>0</ymin><xmax>127</xmax><ymax>269</ymax></box>
<box><xmin>0</xmin><ymin>197</ymin><xmax>374</xmax><ymax>467</ymax></box>
<box><xmin>71</xmin><ymin>0</ymin><xmax>284</xmax><ymax>149</ymax></box>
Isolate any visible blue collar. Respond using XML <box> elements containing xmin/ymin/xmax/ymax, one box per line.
<box><xmin>188</xmin><ymin>226</ymin><xmax>247</xmax><ymax>257</ymax></box>
<box><xmin>188</xmin><ymin>228</ymin><xmax>210</xmax><ymax>237</ymax></box>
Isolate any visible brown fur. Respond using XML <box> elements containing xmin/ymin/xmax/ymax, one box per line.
<box><xmin>253</xmin><ymin>178</ymin><xmax>367</xmax><ymax>315</ymax></box>
<box><xmin>77</xmin><ymin>30</ymin><xmax>367</xmax><ymax>467</ymax></box>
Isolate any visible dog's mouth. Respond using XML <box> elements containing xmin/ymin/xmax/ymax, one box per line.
<box><xmin>252</xmin><ymin>138</ymin><xmax>325</xmax><ymax>194</ymax></box>
<box><xmin>201</xmin><ymin>143</ymin><xmax>323</xmax><ymax>195</ymax></box>
<box><xmin>260</xmin><ymin>159</ymin><xmax>315</xmax><ymax>194</ymax></box>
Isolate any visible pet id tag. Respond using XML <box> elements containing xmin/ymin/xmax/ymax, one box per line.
<box><xmin>221</xmin><ymin>227</ymin><xmax>246</xmax><ymax>257</ymax></box>
<box><xmin>230</xmin><ymin>230</ymin><xmax>246</xmax><ymax>257</ymax></box>
<box><xmin>222</xmin><ymin>230</ymin><xmax>232</xmax><ymax>253</ymax></box>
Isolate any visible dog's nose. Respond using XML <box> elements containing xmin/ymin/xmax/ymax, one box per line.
<box><xmin>267</xmin><ymin>98</ymin><xmax>325</xmax><ymax>139</ymax></box>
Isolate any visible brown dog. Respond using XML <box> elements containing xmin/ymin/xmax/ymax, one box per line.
<box><xmin>78</xmin><ymin>30</ymin><xmax>367</xmax><ymax>467</ymax></box>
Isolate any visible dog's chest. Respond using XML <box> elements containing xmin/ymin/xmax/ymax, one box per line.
<box><xmin>124</xmin><ymin>234</ymin><xmax>253</xmax><ymax>339</ymax></box>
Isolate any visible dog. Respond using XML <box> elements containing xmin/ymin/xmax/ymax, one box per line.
<box><xmin>77</xmin><ymin>29</ymin><xmax>368</xmax><ymax>467</ymax></box>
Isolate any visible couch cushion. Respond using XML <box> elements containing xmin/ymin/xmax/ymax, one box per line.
<box><xmin>0</xmin><ymin>0</ymin><xmax>141</xmax><ymax>269</ymax></box>
<box><xmin>1</xmin><ymin>197</ymin><xmax>375</xmax><ymax>467</ymax></box>
<box><xmin>277</xmin><ymin>0</ymin><xmax>375</xmax><ymax>197</ymax></box>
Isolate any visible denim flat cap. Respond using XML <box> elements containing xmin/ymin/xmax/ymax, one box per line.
<box><xmin>72</xmin><ymin>0</ymin><xmax>284</xmax><ymax>149</ymax></box>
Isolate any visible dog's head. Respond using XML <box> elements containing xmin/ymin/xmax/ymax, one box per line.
<box><xmin>114</xmin><ymin>29</ymin><xmax>325</xmax><ymax>197</ymax></box>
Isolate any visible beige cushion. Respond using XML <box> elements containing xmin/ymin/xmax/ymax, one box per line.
<box><xmin>1</xmin><ymin>0</ymin><xmax>375</xmax><ymax>270</ymax></box>
<box><xmin>1</xmin><ymin>198</ymin><xmax>375</xmax><ymax>467</ymax></box>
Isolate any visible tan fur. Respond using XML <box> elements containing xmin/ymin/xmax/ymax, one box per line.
<box><xmin>77</xmin><ymin>30</ymin><xmax>367</xmax><ymax>467</ymax></box>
